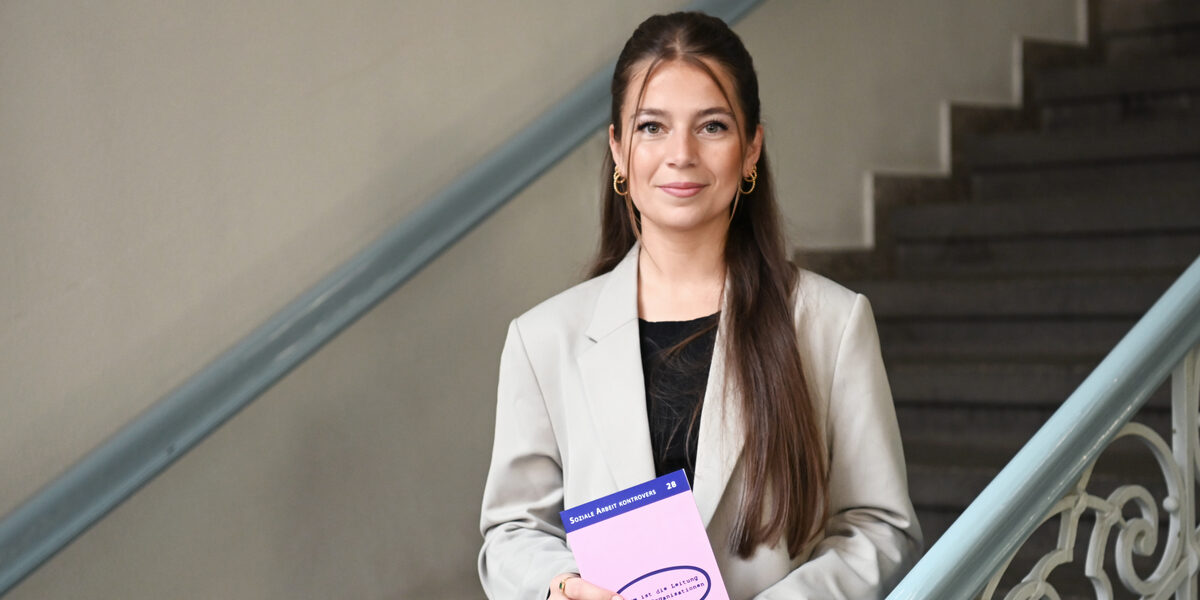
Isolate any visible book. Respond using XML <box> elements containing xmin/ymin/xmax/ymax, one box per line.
<box><xmin>560</xmin><ymin>470</ymin><xmax>729</xmax><ymax>600</ymax></box>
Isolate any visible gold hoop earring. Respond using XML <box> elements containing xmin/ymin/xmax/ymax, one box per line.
<box><xmin>613</xmin><ymin>167</ymin><xmax>629</xmax><ymax>197</ymax></box>
<box><xmin>739</xmin><ymin>166</ymin><xmax>758</xmax><ymax>195</ymax></box>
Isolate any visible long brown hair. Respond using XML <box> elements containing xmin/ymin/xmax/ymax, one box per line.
<box><xmin>587</xmin><ymin>12</ymin><xmax>828</xmax><ymax>559</ymax></box>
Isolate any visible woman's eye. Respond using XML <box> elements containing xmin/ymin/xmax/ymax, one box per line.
<box><xmin>637</xmin><ymin>122</ymin><xmax>663</xmax><ymax>135</ymax></box>
<box><xmin>702</xmin><ymin>121</ymin><xmax>728</xmax><ymax>134</ymax></box>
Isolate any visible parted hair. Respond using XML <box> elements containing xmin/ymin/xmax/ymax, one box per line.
<box><xmin>587</xmin><ymin>11</ymin><xmax>828</xmax><ymax>559</ymax></box>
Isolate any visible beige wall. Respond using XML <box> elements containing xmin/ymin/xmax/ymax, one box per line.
<box><xmin>2</xmin><ymin>1</ymin><xmax>1077</xmax><ymax>598</ymax></box>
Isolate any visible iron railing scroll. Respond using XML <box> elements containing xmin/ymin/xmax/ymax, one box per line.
<box><xmin>980</xmin><ymin>348</ymin><xmax>1200</xmax><ymax>599</ymax></box>
<box><xmin>887</xmin><ymin>254</ymin><xmax>1200</xmax><ymax>600</ymax></box>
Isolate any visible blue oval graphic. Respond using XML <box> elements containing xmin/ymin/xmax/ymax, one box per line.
<box><xmin>618</xmin><ymin>565</ymin><xmax>711</xmax><ymax>600</ymax></box>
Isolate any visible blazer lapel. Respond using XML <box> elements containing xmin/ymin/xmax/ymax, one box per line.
<box><xmin>577</xmin><ymin>244</ymin><xmax>657</xmax><ymax>491</ymax></box>
<box><xmin>693</xmin><ymin>290</ymin><xmax>746</xmax><ymax>527</ymax></box>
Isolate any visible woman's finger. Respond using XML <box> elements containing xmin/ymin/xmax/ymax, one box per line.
<box><xmin>555</xmin><ymin>574</ymin><xmax>622</xmax><ymax>600</ymax></box>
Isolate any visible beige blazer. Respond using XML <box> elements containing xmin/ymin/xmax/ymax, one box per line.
<box><xmin>479</xmin><ymin>244</ymin><xmax>921</xmax><ymax>600</ymax></box>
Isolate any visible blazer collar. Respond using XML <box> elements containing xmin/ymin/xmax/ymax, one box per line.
<box><xmin>583</xmin><ymin>243</ymin><xmax>641</xmax><ymax>342</ymax></box>
<box><xmin>577</xmin><ymin>242</ymin><xmax>746</xmax><ymax>527</ymax></box>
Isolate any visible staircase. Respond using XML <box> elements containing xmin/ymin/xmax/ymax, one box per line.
<box><xmin>804</xmin><ymin>1</ymin><xmax>1200</xmax><ymax>594</ymax></box>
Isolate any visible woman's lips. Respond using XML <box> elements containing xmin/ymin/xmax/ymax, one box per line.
<box><xmin>658</xmin><ymin>182</ymin><xmax>706</xmax><ymax>198</ymax></box>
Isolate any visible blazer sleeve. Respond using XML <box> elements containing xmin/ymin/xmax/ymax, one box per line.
<box><xmin>756</xmin><ymin>294</ymin><xmax>923</xmax><ymax>599</ymax></box>
<box><xmin>479</xmin><ymin>319</ymin><xmax>578</xmax><ymax>600</ymax></box>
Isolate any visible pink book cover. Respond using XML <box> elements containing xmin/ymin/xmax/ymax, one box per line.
<box><xmin>559</xmin><ymin>470</ymin><xmax>729</xmax><ymax>600</ymax></box>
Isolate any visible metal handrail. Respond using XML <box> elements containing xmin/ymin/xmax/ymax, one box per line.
<box><xmin>887</xmin><ymin>254</ymin><xmax>1200</xmax><ymax>599</ymax></box>
<box><xmin>0</xmin><ymin>1</ymin><xmax>764</xmax><ymax>595</ymax></box>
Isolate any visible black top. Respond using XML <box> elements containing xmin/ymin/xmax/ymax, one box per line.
<box><xmin>637</xmin><ymin>312</ymin><xmax>719</xmax><ymax>484</ymax></box>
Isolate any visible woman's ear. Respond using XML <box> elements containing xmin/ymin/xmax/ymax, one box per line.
<box><xmin>608</xmin><ymin>124</ymin><xmax>622</xmax><ymax>170</ymax></box>
<box><xmin>744</xmin><ymin>124</ymin><xmax>764</xmax><ymax>174</ymax></box>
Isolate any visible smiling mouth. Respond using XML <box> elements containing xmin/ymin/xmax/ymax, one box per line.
<box><xmin>658</xmin><ymin>183</ymin><xmax>707</xmax><ymax>198</ymax></box>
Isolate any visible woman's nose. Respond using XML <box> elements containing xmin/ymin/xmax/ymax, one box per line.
<box><xmin>665</xmin><ymin>131</ymin><xmax>697</xmax><ymax>168</ymax></box>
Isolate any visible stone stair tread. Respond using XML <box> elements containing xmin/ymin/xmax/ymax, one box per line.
<box><xmin>1101</xmin><ymin>0</ymin><xmax>1200</xmax><ymax>35</ymax></box>
<box><xmin>895</xmin><ymin>232</ymin><xmax>1200</xmax><ymax>277</ymax></box>
<box><xmin>919</xmin><ymin>501</ymin><xmax>1170</xmax><ymax>540</ymax></box>
<box><xmin>890</xmin><ymin>361</ymin><xmax>1091</xmax><ymax>405</ymax></box>
<box><xmin>1035</xmin><ymin>56</ymin><xmax>1200</xmax><ymax>102</ymax></box>
<box><xmin>962</xmin><ymin>116</ymin><xmax>1200</xmax><ymax>169</ymax></box>
<box><xmin>1104</xmin><ymin>28</ymin><xmax>1200</xmax><ymax>64</ymax></box>
<box><xmin>1040</xmin><ymin>90</ymin><xmax>1200</xmax><ymax>130</ymax></box>
<box><xmin>905</xmin><ymin>434</ymin><xmax>1176</xmax><ymax>470</ymax></box>
<box><xmin>897</xmin><ymin>403</ymin><xmax>1170</xmax><ymax>445</ymax></box>
<box><xmin>879</xmin><ymin>318</ymin><xmax>1134</xmax><ymax>361</ymax></box>
<box><xmin>851</xmin><ymin>274</ymin><xmax>1174</xmax><ymax>318</ymax></box>
<box><xmin>898</xmin><ymin>404</ymin><xmax>1060</xmax><ymax>441</ymax></box>
<box><xmin>917</xmin><ymin>494</ymin><xmax>1172</xmax><ymax>544</ymax></box>
<box><xmin>907</xmin><ymin>453</ymin><xmax>1168</xmax><ymax>511</ymax></box>
<box><xmin>889</xmin><ymin>360</ymin><xmax>1173</xmax><ymax>407</ymax></box>
<box><xmin>890</xmin><ymin>195</ymin><xmax>1200</xmax><ymax>241</ymax></box>
<box><xmin>971</xmin><ymin>158</ymin><xmax>1200</xmax><ymax>203</ymax></box>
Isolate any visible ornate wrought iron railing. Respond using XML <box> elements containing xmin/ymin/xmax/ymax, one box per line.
<box><xmin>888</xmin><ymin>254</ymin><xmax>1200</xmax><ymax>600</ymax></box>
<box><xmin>980</xmin><ymin>349</ymin><xmax>1200</xmax><ymax>599</ymax></box>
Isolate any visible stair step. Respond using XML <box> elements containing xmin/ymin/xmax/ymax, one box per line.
<box><xmin>1101</xmin><ymin>0</ymin><xmax>1200</xmax><ymax>35</ymax></box>
<box><xmin>962</xmin><ymin>116</ymin><xmax>1200</xmax><ymax>169</ymax></box>
<box><xmin>1105</xmin><ymin>28</ymin><xmax>1200</xmax><ymax>63</ymax></box>
<box><xmin>908</xmin><ymin>465</ymin><xmax>1168</xmax><ymax>518</ymax></box>
<box><xmin>895</xmin><ymin>233</ymin><xmax>1200</xmax><ymax>277</ymax></box>
<box><xmin>879</xmin><ymin>318</ymin><xmax>1135</xmax><ymax>361</ymax></box>
<box><xmin>1032</xmin><ymin>56</ymin><xmax>1200</xmax><ymax>129</ymax></box>
<box><xmin>897</xmin><ymin>404</ymin><xmax>1058</xmax><ymax>445</ymax></box>
<box><xmin>907</xmin><ymin>437</ymin><xmax>1169</xmax><ymax>510</ymax></box>
<box><xmin>890</xmin><ymin>360</ymin><xmax>1172</xmax><ymax>406</ymax></box>
<box><xmin>853</xmin><ymin>275</ymin><xmax>1173</xmax><ymax>319</ymax></box>
<box><xmin>896</xmin><ymin>403</ymin><xmax>1171</xmax><ymax>447</ymax></box>
<box><xmin>891</xmin><ymin>362</ymin><xmax>1093</xmax><ymax>405</ymax></box>
<box><xmin>1041</xmin><ymin>89</ymin><xmax>1200</xmax><ymax>130</ymax></box>
<box><xmin>1101</xmin><ymin>0</ymin><xmax>1200</xmax><ymax>62</ymax></box>
<box><xmin>1034</xmin><ymin>57</ymin><xmax>1200</xmax><ymax>103</ymax></box>
<box><xmin>970</xmin><ymin>158</ymin><xmax>1200</xmax><ymax>202</ymax></box>
<box><xmin>890</xmin><ymin>196</ymin><xmax>1200</xmax><ymax>241</ymax></box>
<box><xmin>909</xmin><ymin>462</ymin><xmax>998</xmax><ymax>510</ymax></box>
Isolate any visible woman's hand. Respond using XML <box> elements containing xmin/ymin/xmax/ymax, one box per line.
<box><xmin>549</xmin><ymin>573</ymin><xmax>623</xmax><ymax>600</ymax></box>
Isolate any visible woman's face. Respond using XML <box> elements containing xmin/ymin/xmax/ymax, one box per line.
<box><xmin>609</xmin><ymin>58</ymin><xmax>762</xmax><ymax>240</ymax></box>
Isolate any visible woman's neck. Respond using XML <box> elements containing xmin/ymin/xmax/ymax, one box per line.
<box><xmin>637</xmin><ymin>230</ymin><xmax>726</xmax><ymax>322</ymax></box>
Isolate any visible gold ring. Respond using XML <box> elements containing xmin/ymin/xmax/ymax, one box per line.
<box><xmin>559</xmin><ymin>574</ymin><xmax>579</xmax><ymax>593</ymax></box>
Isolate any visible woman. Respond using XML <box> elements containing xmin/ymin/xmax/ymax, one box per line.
<box><xmin>479</xmin><ymin>12</ymin><xmax>921</xmax><ymax>600</ymax></box>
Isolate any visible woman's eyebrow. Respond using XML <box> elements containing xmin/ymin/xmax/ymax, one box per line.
<box><xmin>634</xmin><ymin>108</ymin><xmax>668</xmax><ymax>118</ymax></box>
<box><xmin>634</xmin><ymin>107</ymin><xmax>734</xmax><ymax>119</ymax></box>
